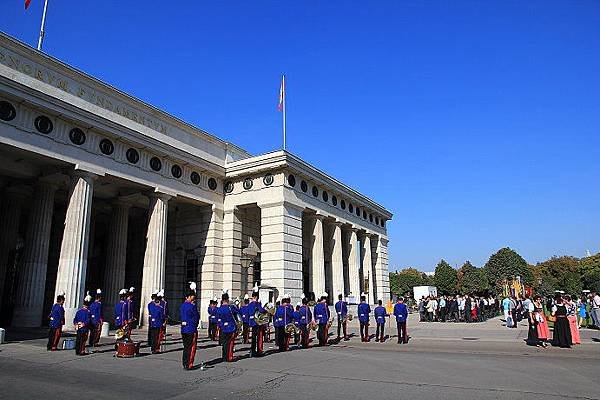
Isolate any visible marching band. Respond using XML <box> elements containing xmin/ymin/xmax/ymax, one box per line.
<box><xmin>44</xmin><ymin>283</ymin><xmax>409</xmax><ymax>370</ymax></box>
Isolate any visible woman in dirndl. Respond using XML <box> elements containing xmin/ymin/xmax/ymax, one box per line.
<box><xmin>564</xmin><ymin>295</ymin><xmax>580</xmax><ymax>345</ymax></box>
<box><xmin>528</xmin><ymin>295</ymin><xmax>548</xmax><ymax>347</ymax></box>
<box><xmin>551</xmin><ymin>294</ymin><xmax>572</xmax><ymax>348</ymax></box>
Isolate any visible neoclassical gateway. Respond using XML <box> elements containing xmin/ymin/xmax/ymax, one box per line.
<box><xmin>0</xmin><ymin>32</ymin><xmax>391</xmax><ymax>327</ymax></box>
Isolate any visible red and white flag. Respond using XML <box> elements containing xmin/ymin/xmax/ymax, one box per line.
<box><xmin>24</xmin><ymin>0</ymin><xmax>32</xmax><ymax>9</ymax></box>
<box><xmin>277</xmin><ymin>75</ymin><xmax>285</xmax><ymax>112</ymax></box>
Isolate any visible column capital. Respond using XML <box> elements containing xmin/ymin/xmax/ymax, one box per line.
<box><xmin>72</xmin><ymin>169</ymin><xmax>100</xmax><ymax>180</ymax></box>
<box><xmin>147</xmin><ymin>191</ymin><xmax>172</xmax><ymax>202</ymax></box>
<box><xmin>342</xmin><ymin>224</ymin><xmax>357</xmax><ymax>232</ymax></box>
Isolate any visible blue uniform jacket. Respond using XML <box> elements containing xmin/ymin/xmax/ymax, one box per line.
<box><xmin>374</xmin><ymin>305</ymin><xmax>388</xmax><ymax>324</ymax></box>
<box><xmin>247</xmin><ymin>301</ymin><xmax>265</xmax><ymax>328</ymax></box>
<box><xmin>274</xmin><ymin>304</ymin><xmax>294</xmax><ymax>327</ymax></box>
<box><xmin>393</xmin><ymin>303</ymin><xmax>408</xmax><ymax>322</ymax></box>
<box><xmin>180</xmin><ymin>300</ymin><xmax>200</xmax><ymax>334</ymax></box>
<box><xmin>357</xmin><ymin>303</ymin><xmax>371</xmax><ymax>324</ymax></box>
<box><xmin>148</xmin><ymin>302</ymin><xmax>165</xmax><ymax>328</ymax></box>
<box><xmin>114</xmin><ymin>300</ymin><xmax>127</xmax><ymax>327</ymax></box>
<box><xmin>73</xmin><ymin>307</ymin><xmax>91</xmax><ymax>332</ymax></box>
<box><xmin>126</xmin><ymin>299</ymin><xmax>135</xmax><ymax>321</ymax></box>
<box><xmin>208</xmin><ymin>305</ymin><xmax>218</xmax><ymax>323</ymax></box>
<box><xmin>240</xmin><ymin>304</ymin><xmax>249</xmax><ymax>324</ymax></box>
<box><xmin>314</xmin><ymin>302</ymin><xmax>330</xmax><ymax>324</ymax></box>
<box><xmin>335</xmin><ymin>300</ymin><xmax>348</xmax><ymax>319</ymax></box>
<box><xmin>49</xmin><ymin>303</ymin><xmax>64</xmax><ymax>329</ymax></box>
<box><xmin>89</xmin><ymin>300</ymin><xmax>102</xmax><ymax>324</ymax></box>
<box><xmin>298</xmin><ymin>305</ymin><xmax>312</xmax><ymax>325</ymax></box>
<box><xmin>216</xmin><ymin>304</ymin><xmax>238</xmax><ymax>334</ymax></box>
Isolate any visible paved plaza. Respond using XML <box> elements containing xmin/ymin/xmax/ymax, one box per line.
<box><xmin>1</xmin><ymin>315</ymin><xmax>599</xmax><ymax>400</ymax></box>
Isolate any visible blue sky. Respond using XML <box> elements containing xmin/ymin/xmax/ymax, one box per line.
<box><xmin>2</xmin><ymin>1</ymin><xmax>598</xmax><ymax>271</ymax></box>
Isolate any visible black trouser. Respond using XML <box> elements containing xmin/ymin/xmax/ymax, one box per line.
<box><xmin>242</xmin><ymin>323</ymin><xmax>250</xmax><ymax>344</ymax></box>
<box><xmin>337</xmin><ymin>318</ymin><xmax>347</xmax><ymax>338</ymax></box>
<box><xmin>149</xmin><ymin>327</ymin><xmax>161</xmax><ymax>353</ymax></box>
<box><xmin>294</xmin><ymin>327</ymin><xmax>300</xmax><ymax>345</ymax></box>
<box><xmin>440</xmin><ymin>307</ymin><xmax>447</xmax><ymax>322</ymax></box>
<box><xmin>221</xmin><ymin>331</ymin><xmax>235</xmax><ymax>362</ymax></box>
<box><xmin>376</xmin><ymin>323</ymin><xmax>385</xmax><ymax>341</ymax></box>
<box><xmin>208</xmin><ymin>321</ymin><xmax>217</xmax><ymax>340</ymax></box>
<box><xmin>47</xmin><ymin>327</ymin><xmax>61</xmax><ymax>350</ymax></box>
<box><xmin>276</xmin><ymin>326</ymin><xmax>288</xmax><ymax>351</ymax></box>
<box><xmin>89</xmin><ymin>322</ymin><xmax>101</xmax><ymax>347</ymax></box>
<box><xmin>396</xmin><ymin>321</ymin><xmax>407</xmax><ymax>343</ymax></box>
<box><xmin>360</xmin><ymin>322</ymin><xmax>369</xmax><ymax>341</ymax></box>
<box><xmin>300</xmin><ymin>324</ymin><xmax>309</xmax><ymax>348</ymax></box>
<box><xmin>251</xmin><ymin>325</ymin><xmax>264</xmax><ymax>356</ymax></box>
<box><xmin>75</xmin><ymin>329</ymin><xmax>89</xmax><ymax>355</ymax></box>
<box><xmin>318</xmin><ymin>323</ymin><xmax>328</xmax><ymax>346</ymax></box>
<box><xmin>182</xmin><ymin>332</ymin><xmax>197</xmax><ymax>369</ymax></box>
<box><xmin>465</xmin><ymin>310</ymin><xmax>471</xmax><ymax>323</ymax></box>
<box><xmin>511</xmin><ymin>310</ymin><xmax>518</xmax><ymax>328</ymax></box>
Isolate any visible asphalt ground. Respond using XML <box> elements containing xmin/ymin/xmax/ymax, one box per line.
<box><xmin>1</xmin><ymin>315</ymin><xmax>599</xmax><ymax>400</ymax></box>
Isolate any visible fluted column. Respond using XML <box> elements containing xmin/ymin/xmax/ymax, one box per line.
<box><xmin>139</xmin><ymin>193</ymin><xmax>170</xmax><ymax>326</ymax></box>
<box><xmin>222</xmin><ymin>207</ymin><xmax>242</xmax><ymax>295</ymax></box>
<box><xmin>362</xmin><ymin>233</ymin><xmax>375</xmax><ymax>304</ymax></box>
<box><xmin>310</xmin><ymin>214</ymin><xmax>325</xmax><ymax>298</ymax></box>
<box><xmin>347</xmin><ymin>228</ymin><xmax>360</xmax><ymax>299</ymax></box>
<box><xmin>54</xmin><ymin>171</ymin><xmax>96</xmax><ymax>326</ymax></box>
<box><xmin>199</xmin><ymin>205</ymin><xmax>223</xmax><ymax>322</ymax></box>
<box><xmin>103</xmin><ymin>200</ymin><xmax>131</xmax><ymax>320</ymax></box>
<box><xmin>12</xmin><ymin>182</ymin><xmax>57</xmax><ymax>327</ymax></box>
<box><xmin>330</xmin><ymin>222</ymin><xmax>345</xmax><ymax>299</ymax></box>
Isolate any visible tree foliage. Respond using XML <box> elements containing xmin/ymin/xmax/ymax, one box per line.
<box><xmin>390</xmin><ymin>267</ymin><xmax>428</xmax><ymax>297</ymax></box>
<box><xmin>457</xmin><ymin>261</ymin><xmax>488</xmax><ymax>294</ymax></box>
<box><xmin>483</xmin><ymin>247</ymin><xmax>533</xmax><ymax>292</ymax></box>
<box><xmin>532</xmin><ymin>256</ymin><xmax>582</xmax><ymax>295</ymax></box>
<box><xmin>433</xmin><ymin>259</ymin><xmax>458</xmax><ymax>295</ymax></box>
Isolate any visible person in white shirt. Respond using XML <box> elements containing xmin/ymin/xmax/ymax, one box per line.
<box><xmin>591</xmin><ymin>292</ymin><xmax>600</xmax><ymax>328</ymax></box>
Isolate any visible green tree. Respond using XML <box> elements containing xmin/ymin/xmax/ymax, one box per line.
<box><xmin>484</xmin><ymin>247</ymin><xmax>533</xmax><ymax>292</ymax></box>
<box><xmin>390</xmin><ymin>267</ymin><xmax>426</xmax><ymax>297</ymax></box>
<box><xmin>533</xmin><ymin>256</ymin><xmax>582</xmax><ymax>295</ymax></box>
<box><xmin>433</xmin><ymin>259</ymin><xmax>458</xmax><ymax>295</ymax></box>
<box><xmin>581</xmin><ymin>252</ymin><xmax>600</xmax><ymax>292</ymax></box>
<box><xmin>457</xmin><ymin>261</ymin><xmax>488</xmax><ymax>294</ymax></box>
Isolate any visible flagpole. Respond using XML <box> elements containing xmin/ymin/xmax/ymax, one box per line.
<box><xmin>282</xmin><ymin>74</ymin><xmax>286</xmax><ymax>151</ymax></box>
<box><xmin>37</xmin><ymin>0</ymin><xmax>49</xmax><ymax>51</ymax></box>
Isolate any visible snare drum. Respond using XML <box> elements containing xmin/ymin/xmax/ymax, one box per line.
<box><xmin>116</xmin><ymin>341</ymin><xmax>139</xmax><ymax>358</ymax></box>
<box><xmin>62</xmin><ymin>338</ymin><xmax>75</xmax><ymax>350</ymax></box>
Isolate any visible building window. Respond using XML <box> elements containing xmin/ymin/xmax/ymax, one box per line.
<box><xmin>369</xmin><ymin>214</ymin><xmax>373</xmax><ymax>223</ymax></box>
<box><xmin>207</xmin><ymin>177</ymin><xmax>217</xmax><ymax>190</ymax></box>
<box><xmin>34</xmin><ymin>115</ymin><xmax>53</xmax><ymax>134</ymax></box>
<box><xmin>68</xmin><ymin>128</ymin><xmax>86</xmax><ymax>145</ymax></box>
<box><xmin>243</xmin><ymin>178</ymin><xmax>253</xmax><ymax>190</ymax></box>
<box><xmin>322</xmin><ymin>191</ymin><xmax>328</xmax><ymax>202</ymax></box>
<box><xmin>99</xmin><ymin>138</ymin><xmax>114</xmax><ymax>155</ymax></box>
<box><xmin>287</xmin><ymin>174</ymin><xmax>296</xmax><ymax>187</ymax></box>
<box><xmin>382</xmin><ymin>220</ymin><xmax>386</xmax><ymax>228</ymax></box>
<box><xmin>312</xmin><ymin>185</ymin><xmax>319</xmax><ymax>197</ymax></box>
<box><xmin>263</xmin><ymin>173</ymin><xmax>274</xmax><ymax>186</ymax></box>
<box><xmin>349</xmin><ymin>203</ymin><xmax>353</xmax><ymax>213</ymax></box>
<box><xmin>332</xmin><ymin>195</ymin><xmax>338</xmax><ymax>206</ymax></box>
<box><xmin>150</xmin><ymin>156</ymin><xmax>162</xmax><ymax>171</ymax></box>
<box><xmin>356</xmin><ymin>207</ymin><xmax>360</xmax><ymax>216</ymax></box>
<box><xmin>224</xmin><ymin>181</ymin><xmax>234</xmax><ymax>193</ymax></box>
<box><xmin>0</xmin><ymin>101</ymin><xmax>16</xmax><ymax>121</ymax></box>
<box><xmin>300</xmin><ymin>180</ymin><xmax>308</xmax><ymax>193</ymax></box>
<box><xmin>375</xmin><ymin>216</ymin><xmax>379</xmax><ymax>225</ymax></box>
<box><xmin>171</xmin><ymin>164</ymin><xmax>182</xmax><ymax>178</ymax></box>
<box><xmin>191</xmin><ymin>172</ymin><xmax>201</xmax><ymax>185</ymax></box>
<box><xmin>126</xmin><ymin>148</ymin><xmax>139</xmax><ymax>164</ymax></box>
<box><xmin>340</xmin><ymin>199</ymin><xmax>346</xmax><ymax>210</ymax></box>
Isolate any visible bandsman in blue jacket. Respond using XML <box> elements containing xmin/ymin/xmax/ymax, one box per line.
<box><xmin>47</xmin><ymin>291</ymin><xmax>65</xmax><ymax>351</ymax></box>
<box><xmin>148</xmin><ymin>294</ymin><xmax>165</xmax><ymax>353</ymax></box>
<box><xmin>335</xmin><ymin>294</ymin><xmax>349</xmax><ymax>341</ymax></box>
<box><xmin>207</xmin><ymin>298</ymin><xmax>218</xmax><ymax>341</ymax></box>
<box><xmin>297</xmin><ymin>296</ymin><xmax>313</xmax><ymax>348</ymax></box>
<box><xmin>147</xmin><ymin>291</ymin><xmax>158</xmax><ymax>343</ymax></box>
<box><xmin>73</xmin><ymin>295</ymin><xmax>92</xmax><ymax>355</ymax></box>
<box><xmin>374</xmin><ymin>300</ymin><xmax>389</xmax><ymax>342</ymax></box>
<box><xmin>157</xmin><ymin>289</ymin><xmax>168</xmax><ymax>344</ymax></box>
<box><xmin>393</xmin><ymin>297</ymin><xmax>409</xmax><ymax>344</ymax></box>
<box><xmin>88</xmin><ymin>289</ymin><xmax>103</xmax><ymax>349</ymax></box>
<box><xmin>216</xmin><ymin>291</ymin><xmax>239</xmax><ymax>362</ymax></box>
<box><xmin>293</xmin><ymin>302</ymin><xmax>302</xmax><ymax>345</ymax></box>
<box><xmin>314</xmin><ymin>293</ymin><xmax>330</xmax><ymax>346</ymax></box>
<box><xmin>114</xmin><ymin>289</ymin><xmax>128</xmax><ymax>331</ymax></box>
<box><xmin>126</xmin><ymin>287</ymin><xmax>136</xmax><ymax>336</ymax></box>
<box><xmin>241</xmin><ymin>295</ymin><xmax>250</xmax><ymax>344</ymax></box>
<box><xmin>357</xmin><ymin>295</ymin><xmax>371</xmax><ymax>342</ymax></box>
<box><xmin>274</xmin><ymin>294</ymin><xmax>294</xmax><ymax>351</ymax></box>
<box><xmin>247</xmin><ymin>288</ymin><xmax>265</xmax><ymax>357</ymax></box>
<box><xmin>180</xmin><ymin>283</ymin><xmax>200</xmax><ymax>370</ymax></box>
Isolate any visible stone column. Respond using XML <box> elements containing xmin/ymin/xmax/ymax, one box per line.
<box><xmin>260</xmin><ymin>201</ymin><xmax>303</xmax><ymax>301</ymax></box>
<box><xmin>103</xmin><ymin>200</ymin><xmax>131</xmax><ymax>320</ymax></box>
<box><xmin>330</xmin><ymin>221</ymin><xmax>345</xmax><ymax>299</ymax></box>
<box><xmin>374</xmin><ymin>237</ymin><xmax>390</xmax><ymax>301</ymax></box>
<box><xmin>12</xmin><ymin>181</ymin><xmax>57</xmax><ymax>327</ymax></box>
<box><xmin>222</xmin><ymin>207</ymin><xmax>242</xmax><ymax>295</ymax></box>
<box><xmin>54</xmin><ymin>171</ymin><xmax>96</xmax><ymax>326</ymax></box>
<box><xmin>199</xmin><ymin>205</ymin><xmax>223</xmax><ymax>322</ymax></box>
<box><xmin>310</xmin><ymin>214</ymin><xmax>325</xmax><ymax>298</ymax></box>
<box><xmin>139</xmin><ymin>193</ymin><xmax>170</xmax><ymax>326</ymax></box>
<box><xmin>362</xmin><ymin>233</ymin><xmax>375</xmax><ymax>304</ymax></box>
<box><xmin>346</xmin><ymin>227</ymin><xmax>360</xmax><ymax>300</ymax></box>
<box><xmin>0</xmin><ymin>187</ymin><xmax>28</xmax><ymax>314</ymax></box>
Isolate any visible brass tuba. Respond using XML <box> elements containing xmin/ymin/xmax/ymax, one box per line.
<box><xmin>254</xmin><ymin>309</ymin><xmax>270</xmax><ymax>326</ymax></box>
<box><xmin>308</xmin><ymin>320</ymin><xmax>318</xmax><ymax>331</ymax></box>
<box><xmin>285</xmin><ymin>322</ymin><xmax>299</xmax><ymax>335</ymax></box>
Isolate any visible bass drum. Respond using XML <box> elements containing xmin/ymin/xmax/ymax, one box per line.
<box><xmin>116</xmin><ymin>341</ymin><xmax>139</xmax><ymax>358</ymax></box>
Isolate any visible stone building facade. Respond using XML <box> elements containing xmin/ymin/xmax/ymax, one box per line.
<box><xmin>0</xmin><ymin>32</ymin><xmax>391</xmax><ymax>327</ymax></box>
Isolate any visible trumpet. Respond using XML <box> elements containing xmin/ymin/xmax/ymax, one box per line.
<box><xmin>285</xmin><ymin>322</ymin><xmax>299</xmax><ymax>335</ymax></box>
<box><xmin>234</xmin><ymin>313</ymin><xmax>244</xmax><ymax>335</ymax></box>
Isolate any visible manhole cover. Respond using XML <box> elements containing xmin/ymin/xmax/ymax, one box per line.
<box><xmin>462</xmin><ymin>337</ymin><xmax>480</xmax><ymax>340</ymax></box>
